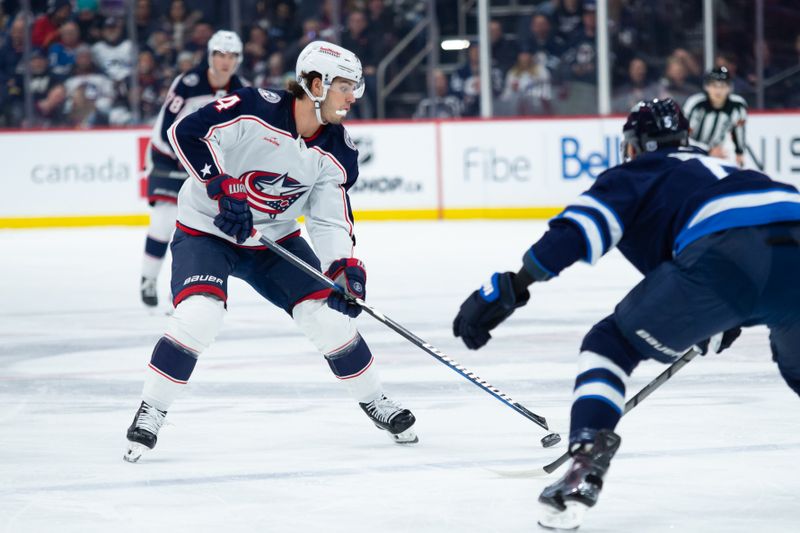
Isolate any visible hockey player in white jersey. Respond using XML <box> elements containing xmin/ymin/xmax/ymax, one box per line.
<box><xmin>139</xmin><ymin>30</ymin><xmax>245</xmax><ymax>308</ymax></box>
<box><xmin>124</xmin><ymin>41</ymin><xmax>417</xmax><ymax>463</ymax></box>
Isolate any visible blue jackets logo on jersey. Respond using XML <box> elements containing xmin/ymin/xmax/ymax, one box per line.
<box><xmin>241</xmin><ymin>170</ymin><xmax>309</xmax><ymax>218</ymax></box>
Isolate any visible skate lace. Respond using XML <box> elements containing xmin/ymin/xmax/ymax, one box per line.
<box><xmin>364</xmin><ymin>395</ymin><xmax>402</xmax><ymax>423</ymax></box>
<box><xmin>137</xmin><ymin>402</ymin><xmax>166</xmax><ymax>434</ymax></box>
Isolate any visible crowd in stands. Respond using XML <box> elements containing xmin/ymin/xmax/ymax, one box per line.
<box><xmin>0</xmin><ymin>0</ymin><xmax>799</xmax><ymax>127</ymax></box>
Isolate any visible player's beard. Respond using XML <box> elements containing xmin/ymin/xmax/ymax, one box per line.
<box><xmin>321</xmin><ymin>99</ymin><xmax>346</xmax><ymax>124</ymax></box>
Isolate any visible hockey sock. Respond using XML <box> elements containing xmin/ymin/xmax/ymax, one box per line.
<box><xmin>142</xmin><ymin>202</ymin><xmax>177</xmax><ymax>279</ymax></box>
<box><xmin>326</xmin><ymin>335</ymin><xmax>381</xmax><ymax>403</ymax></box>
<box><xmin>142</xmin><ymin>337</ymin><xmax>198</xmax><ymax>412</ymax></box>
<box><xmin>569</xmin><ymin>351</ymin><xmax>628</xmax><ymax>445</ymax></box>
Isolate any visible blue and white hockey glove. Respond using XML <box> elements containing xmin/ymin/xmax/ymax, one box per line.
<box><xmin>325</xmin><ymin>258</ymin><xmax>366</xmax><ymax>318</ymax></box>
<box><xmin>206</xmin><ymin>174</ymin><xmax>253</xmax><ymax>245</ymax></box>
<box><xmin>696</xmin><ymin>327</ymin><xmax>742</xmax><ymax>355</ymax></box>
<box><xmin>453</xmin><ymin>272</ymin><xmax>530</xmax><ymax>350</ymax></box>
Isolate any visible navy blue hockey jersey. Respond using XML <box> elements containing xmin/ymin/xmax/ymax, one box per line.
<box><xmin>527</xmin><ymin>147</ymin><xmax>800</xmax><ymax>278</ymax></box>
<box><xmin>149</xmin><ymin>65</ymin><xmax>245</xmax><ymax>170</ymax></box>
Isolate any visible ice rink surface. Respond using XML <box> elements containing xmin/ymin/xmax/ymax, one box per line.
<box><xmin>2</xmin><ymin>221</ymin><xmax>799</xmax><ymax>533</ymax></box>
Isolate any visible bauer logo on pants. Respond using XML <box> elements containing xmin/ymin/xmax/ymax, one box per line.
<box><xmin>183</xmin><ymin>274</ymin><xmax>224</xmax><ymax>286</ymax></box>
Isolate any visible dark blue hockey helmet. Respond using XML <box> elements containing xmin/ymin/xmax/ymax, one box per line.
<box><xmin>621</xmin><ymin>98</ymin><xmax>689</xmax><ymax>160</ymax></box>
<box><xmin>704</xmin><ymin>66</ymin><xmax>731</xmax><ymax>85</ymax></box>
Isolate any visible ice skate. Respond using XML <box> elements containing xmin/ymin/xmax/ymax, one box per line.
<box><xmin>537</xmin><ymin>429</ymin><xmax>621</xmax><ymax>531</ymax></box>
<box><xmin>124</xmin><ymin>401</ymin><xmax>167</xmax><ymax>463</ymax></box>
<box><xmin>359</xmin><ymin>394</ymin><xmax>418</xmax><ymax>444</ymax></box>
<box><xmin>140</xmin><ymin>276</ymin><xmax>158</xmax><ymax>307</ymax></box>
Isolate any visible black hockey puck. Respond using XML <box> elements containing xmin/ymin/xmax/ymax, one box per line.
<box><xmin>541</xmin><ymin>433</ymin><xmax>561</xmax><ymax>448</ymax></box>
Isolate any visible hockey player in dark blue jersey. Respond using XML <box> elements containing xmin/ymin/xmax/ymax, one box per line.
<box><xmin>452</xmin><ymin>98</ymin><xmax>800</xmax><ymax>530</ymax></box>
<box><xmin>139</xmin><ymin>30</ymin><xmax>245</xmax><ymax>308</ymax></box>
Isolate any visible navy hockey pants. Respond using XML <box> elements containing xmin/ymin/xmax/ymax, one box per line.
<box><xmin>169</xmin><ymin>228</ymin><xmax>331</xmax><ymax>311</ymax></box>
<box><xmin>595</xmin><ymin>222</ymin><xmax>800</xmax><ymax>395</ymax></box>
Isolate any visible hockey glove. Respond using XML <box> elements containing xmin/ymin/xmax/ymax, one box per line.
<box><xmin>325</xmin><ymin>258</ymin><xmax>366</xmax><ymax>318</ymax></box>
<box><xmin>206</xmin><ymin>174</ymin><xmax>253</xmax><ymax>244</ymax></box>
<box><xmin>696</xmin><ymin>327</ymin><xmax>742</xmax><ymax>355</ymax></box>
<box><xmin>453</xmin><ymin>272</ymin><xmax>530</xmax><ymax>350</ymax></box>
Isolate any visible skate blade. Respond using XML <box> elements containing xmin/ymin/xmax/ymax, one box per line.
<box><xmin>389</xmin><ymin>426</ymin><xmax>419</xmax><ymax>445</ymax></box>
<box><xmin>537</xmin><ymin>501</ymin><xmax>587</xmax><ymax>531</ymax></box>
<box><xmin>123</xmin><ymin>441</ymin><xmax>149</xmax><ymax>463</ymax></box>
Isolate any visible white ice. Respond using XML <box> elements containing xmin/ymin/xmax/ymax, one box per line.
<box><xmin>1</xmin><ymin>221</ymin><xmax>798</xmax><ymax>533</ymax></box>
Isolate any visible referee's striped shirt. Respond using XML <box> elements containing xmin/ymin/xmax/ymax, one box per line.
<box><xmin>682</xmin><ymin>92</ymin><xmax>748</xmax><ymax>154</ymax></box>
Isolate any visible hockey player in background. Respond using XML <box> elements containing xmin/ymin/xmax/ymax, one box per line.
<box><xmin>139</xmin><ymin>30</ymin><xmax>245</xmax><ymax>308</ymax></box>
<box><xmin>124</xmin><ymin>41</ymin><xmax>417</xmax><ymax>463</ymax></box>
<box><xmin>452</xmin><ymin>98</ymin><xmax>800</xmax><ymax>530</ymax></box>
<box><xmin>683</xmin><ymin>66</ymin><xmax>748</xmax><ymax>168</ymax></box>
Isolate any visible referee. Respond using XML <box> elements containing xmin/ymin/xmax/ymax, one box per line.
<box><xmin>682</xmin><ymin>67</ymin><xmax>748</xmax><ymax>167</ymax></box>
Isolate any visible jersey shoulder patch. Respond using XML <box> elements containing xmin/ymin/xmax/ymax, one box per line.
<box><xmin>257</xmin><ymin>88</ymin><xmax>282</xmax><ymax>104</ymax></box>
<box><xmin>182</xmin><ymin>73</ymin><xmax>200</xmax><ymax>87</ymax></box>
<box><xmin>342</xmin><ymin>127</ymin><xmax>357</xmax><ymax>151</ymax></box>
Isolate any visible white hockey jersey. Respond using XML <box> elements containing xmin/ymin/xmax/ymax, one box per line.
<box><xmin>168</xmin><ymin>88</ymin><xmax>359</xmax><ymax>270</ymax></box>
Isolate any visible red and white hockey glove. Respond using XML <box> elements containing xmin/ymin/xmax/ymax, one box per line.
<box><xmin>206</xmin><ymin>174</ymin><xmax>253</xmax><ymax>244</ymax></box>
<box><xmin>325</xmin><ymin>258</ymin><xmax>366</xmax><ymax>318</ymax></box>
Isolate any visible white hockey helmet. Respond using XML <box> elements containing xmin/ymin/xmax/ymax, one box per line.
<box><xmin>295</xmin><ymin>40</ymin><xmax>364</xmax><ymax>123</ymax></box>
<box><xmin>207</xmin><ymin>30</ymin><xmax>243</xmax><ymax>71</ymax></box>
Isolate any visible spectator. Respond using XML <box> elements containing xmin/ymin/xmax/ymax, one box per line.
<box><xmin>611</xmin><ymin>57</ymin><xmax>658</xmax><ymax>113</ymax></box>
<box><xmin>657</xmin><ymin>54</ymin><xmax>698</xmax><ymax>103</ymax></box>
<box><xmin>146</xmin><ymin>29</ymin><xmax>175</xmax><ymax>76</ymax></box>
<box><xmin>24</xmin><ymin>48</ymin><xmax>67</xmax><ymax>125</ymax></box>
<box><xmin>0</xmin><ymin>14</ymin><xmax>25</xmax><ymax>79</ymax></box>
<box><xmin>497</xmin><ymin>49</ymin><xmax>552</xmax><ymax>116</ymax></box>
<box><xmin>283</xmin><ymin>18</ymin><xmax>321</xmax><ymax>74</ymax></box>
<box><xmin>413</xmin><ymin>68</ymin><xmax>461</xmax><ymax>119</ymax></box>
<box><xmin>366</xmin><ymin>0</ymin><xmax>398</xmax><ymax>50</ymax></box>
<box><xmin>134</xmin><ymin>0</ymin><xmax>159</xmax><ymax>49</ymax></box>
<box><xmin>134</xmin><ymin>49</ymin><xmax>164</xmax><ymax>122</ymax></box>
<box><xmin>175</xmin><ymin>50</ymin><xmax>195</xmax><ymax>74</ymax></box>
<box><xmin>268</xmin><ymin>1</ymin><xmax>298</xmax><ymax>51</ymax></box>
<box><xmin>558</xmin><ymin>2</ymin><xmax>597</xmax><ymax>114</ymax></box>
<box><xmin>184</xmin><ymin>20</ymin><xmax>213</xmax><ymax>57</ymax></box>
<box><xmin>32</xmin><ymin>0</ymin><xmax>72</xmax><ymax>49</ymax></box>
<box><xmin>64</xmin><ymin>80</ymin><xmax>109</xmax><ymax>127</ymax></box>
<box><xmin>341</xmin><ymin>10</ymin><xmax>379</xmax><ymax>118</ymax></box>
<box><xmin>243</xmin><ymin>24</ymin><xmax>271</xmax><ymax>82</ymax></box>
<box><xmin>162</xmin><ymin>0</ymin><xmax>200</xmax><ymax>53</ymax></box>
<box><xmin>48</xmin><ymin>20</ymin><xmax>83</xmax><ymax>76</ymax></box>
<box><xmin>450</xmin><ymin>43</ymin><xmax>503</xmax><ymax>117</ymax></box>
<box><xmin>64</xmin><ymin>43</ymin><xmax>115</xmax><ymax>121</ymax></box>
<box><xmin>91</xmin><ymin>17</ymin><xmax>133</xmax><ymax>83</ymax></box>
<box><xmin>672</xmin><ymin>48</ymin><xmax>703</xmax><ymax>87</ymax></box>
<box><xmin>490</xmin><ymin>19</ymin><xmax>518</xmax><ymax>73</ymax></box>
<box><xmin>552</xmin><ymin>0</ymin><xmax>583</xmax><ymax>44</ymax></box>
<box><xmin>255</xmin><ymin>51</ymin><xmax>293</xmax><ymax>90</ymax></box>
<box><xmin>525</xmin><ymin>12</ymin><xmax>563</xmax><ymax>68</ymax></box>
<box><xmin>75</xmin><ymin>3</ymin><xmax>101</xmax><ymax>45</ymax></box>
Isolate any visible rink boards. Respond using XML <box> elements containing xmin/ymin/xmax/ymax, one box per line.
<box><xmin>1</xmin><ymin>112</ymin><xmax>799</xmax><ymax>228</ymax></box>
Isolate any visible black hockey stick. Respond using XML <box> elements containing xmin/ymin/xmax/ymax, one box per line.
<box><xmin>539</xmin><ymin>347</ymin><xmax>701</xmax><ymax>474</ymax></box>
<box><xmin>252</xmin><ymin>230</ymin><xmax>552</xmax><ymax>432</ymax></box>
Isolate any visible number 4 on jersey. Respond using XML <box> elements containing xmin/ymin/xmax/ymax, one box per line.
<box><xmin>214</xmin><ymin>94</ymin><xmax>241</xmax><ymax>112</ymax></box>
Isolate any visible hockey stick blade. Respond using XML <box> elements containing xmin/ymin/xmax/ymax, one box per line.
<box><xmin>252</xmin><ymin>230</ymin><xmax>552</xmax><ymax>433</ymax></box>
<box><xmin>494</xmin><ymin>347</ymin><xmax>701</xmax><ymax>477</ymax></box>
